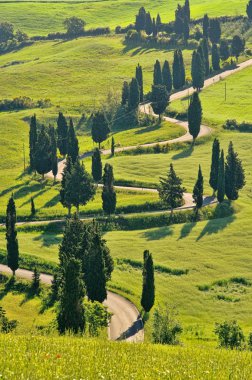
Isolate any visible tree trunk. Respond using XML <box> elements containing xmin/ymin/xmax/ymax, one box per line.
<box><xmin>42</xmin><ymin>173</ymin><xmax>44</xmax><ymax>180</ymax></box>
<box><xmin>13</xmin><ymin>270</ymin><xmax>15</xmax><ymax>276</ymax></box>
<box><xmin>76</xmin><ymin>205</ymin><xmax>79</xmax><ymax>216</ymax></box>
<box><xmin>159</xmin><ymin>114</ymin><xmax>161</xmax><ymax>122</ymax></box>
<box><xmin>68</xmin><ymin>206</ymin><xmax>71</xmax><ymax>218</ymax></box>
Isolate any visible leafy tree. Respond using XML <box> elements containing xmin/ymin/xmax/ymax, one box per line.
<box><xmin>214</xmin><ymin>320</ymin><xmax>245</xmax><ymax>350</ymax></box>
<box><xmin>212</xmin><ymin>43</ymin><xmax>220</xmax><ymax>71</ymax></box>
<box><xmin>193</xmin><ymin>165</ymin><xmax>204</xmax><ymax>209</ymax></box>
<box><xmin>67</xmin><ymin>118</ymin><xmax>79</xmax><ymax>163</ymax></box>
<box><xmin>209</xmin><ymin>138</ymin><xmax>220</xmax><ymax>194</ymax></box>
<box><xmin>158</xmin><ymin>163</ymin><xmax>186</xmax><ymax>214</ymax></box>
<box><xmin>219</xmin><ymin>39</ymin><xmax>230</xmax><ymax>61</ymax></box>
<box><xmin>162</xmin><ymin>60</ymin><xmax>172</xmax><ymax>93</ymax></box>
<box><xmin>247</xmin><ymin>0</ymin><xmax>252</xmax><ymax>19</ymax></box>
<box><xmin>136</xmin><ymin>63</ymin><xmax>144</xmax><ymax>102</ymax></box>
<box><xmin>225</xmin><ymin>141</ymin><xmax>245</xmax><ymax>200</ymax></box>
<box><xmin>0</xmin><ymin>22</ymin><xmax>14</xmax><ymax>43</ymax></box>
<box><xmin>34</xmin><ymin>125</ymin><xmax>52</xmax><ymax>179</ymax></box>
<box><xmin>32</xmin><ymin>267</ymin><xmax>40</xmax><ymax>292</ymax></box>
<box><xmin>111</xmin><ymin>136</ymin><xmax>115</xmax><ymax>156</ymax></box>
<box><xmin>153</xmin><ymin>60</ymin><xmax>163</xmax><ymax>86</ymax></box>
<box><xmin>29</xmin><ymin>114</ymin><xmax>37</xmax><ymax>171</ymax></box>
<box><xmin>191</xmin><ymin>51</ymin><xmax>205</xmax><ymax>91</ymax></box>
<box><xmin>102</xmin><ymin>163</ymin><xmax>116</xmax><ymax>215</ymax></box>
<box><xmin>135</xmin><ymin>7</ymin><xmax>146</xmax><ymax>32</ymax></box>
<box><xmin>6</xmin><ymin>195</ymin><xmax>19</xmax><ymax>275</ymax></box>
<box><xmin>152</xmin><ymin>304</ymin><xmax>182</xmax><ymax>345</ymax></box>
<box><xmin>200</xmin><ymin>37</ymin><xmax>210</xmax><ymax>75</ymax></box>
<box><xmin>128</xmin><ymin>78</ymin><xmax>140</xmax><ymax>111</ymax></box>
<box><xmin>60</xmin><ymin>156</ymin><xmax>73</xmax><ymax>216</ymax></box>
<box><xmin>151</xmin><ymin>85</ymin><xmax>169</xmax><ymax>121</ymax></box>
<box><xmin>121</xmin><ymin>81</ymin><xmax>129</xmax><ymax>106</ymax></box>
<box><xmin>141</xmin><ymin>250</ymin><xmax>155</xmax><ymax>313</ymax></box>
<box><xmin>92</xmin><ymin>148</ymin><xmax>102</xmax><ymax>182</ymax></box>
<box><xmin>49</xmin><ymin>125</ymin><xmax>58</xmax><ymax>182</ymax></box>
<box><xmin>57</xmin><ymin>112</ymin><xmax>68</xmax><ymax>156</ymax></box>
<box><xmin>145</xmin><ymin>12</ymin><xmax>153</xmax><ymax>35</ymax></box>
<box><xmin>85</xmin><ymin>300</ymin><xmax>111</xmax><ymax>337</ymax></box>
<box><xmin>31</xmin><ymin>197</ymin><xmax>36</xmax><ymax>216</ymax></box>
<box><xmin>57</xmin><ymin>257</ymin><xmax>85</xmax><ymax>334</ymax></box>
<box><xmin>209</xmin><ymin>18</ymin><xmax>221</xmax><ymax>44</ymax></box>
<box><xmin>217</xmin><ymin>149</ymin><xmax>225</xmax><ymax>203</ymax></box>
<box><xmin>231</xmin><ymin>35</ymin><xmax>245</xmax><ymax>61</ymax></box>
<box><xmin>188</xmin><ymin>92</ymin><xmax>202</xmax><ymax>142</ymax></box>
<box><xmin>91</xmin><ymin>111</ymin><xmax>110</xmax><ymax>149</ymax></box>
<box><xmin>203</xmin><ymin>14</ymin><xmax>209</xmax><ymax>38</ymax></box>
<box><xmin>63</xmin><ymin>17</ymin><xmax>86</xmax><ymax>36</ymax></box>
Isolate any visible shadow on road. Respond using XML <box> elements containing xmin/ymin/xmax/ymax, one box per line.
<box><xmin>116</xmin><ymin>314</ymin><xmax>143</xmax><ymax>341</ymax></box>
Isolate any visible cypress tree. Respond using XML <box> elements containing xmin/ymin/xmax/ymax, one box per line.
<box><xmin>32</xmin><ymin>267</ymin><xmax>40</xmax><ymax>292</ymax></box>
<box><xmin>231</xmin><ymin>35</ymin><xmax>245</xmax><ymax>61</ymax></box>
<box><xmin>153</xmin><ymin>60</ymin><xmax>163</xmax><ymax>86</ymax></box>
<box><xmin>219</xmin><ymin>39</ymin><xmax>230</xmax><ymax>61</ymax></box>
<box><xmin>178</xmin><ymin>49</ymin><xmax>186</xmax><ymax>88</ymax></box>
<box><xmin>135</xmin><ymin>7</ymin><xmax>146</xmax><ymax>32</ymax></box>
<box><xmin>145</xmin><ymin>12</ymin><xmax>153</xmax><ymax>35</ymax></box>
<box><xmin>158</xmin><ymin>163</ymin><xmax>186</xmax><ymax>214</ymax></box>
<box><xmin>29</xmin><ymin>114</ymin><xmax>37</xmax><ymax>171</ymax></box>
<box><xmin>6</xmin><ymin>195</ymin><xmax>19</xmax><ymax>276</ymax></box>
<box><xmin>121</xmin><ymin>81</ymin><xmax>129</xmax><ymax>106</ymax></box>
<box><xmin>200</xmin><ymin>37</ymin><xmax>210</xmax><ymax>76</ymax></box>
<box><xmin>173</xmin><ymin>50</ymin><xmax>181</xmax><ymax>89</ymax></box>
<box><xmin>203</xmin><ymin>14</ymin><xmax>209</xmax><ymax>39</ymax></box>
<box><xmin>60</xmin><ymin>156</ymin><xmax>73</xmax><ymax>216</ymax></box>
<box><xmin>102</xmin><ymin>163</ymin><xmax>116</xmax><ymax>215</ymax></box>
<box><xmin>193</xmin><ymin>165</ymin><xmax>204</xmax><ymax>209</ymax></box>
<box><xmin>188</xmin><ymin>92</ymin><xmax>202</xmax><ymax>142</ymax></box>
<box><xmin>92</xmin><ymin>148</ymin><xmax>102</xmax><ymax>182</ymax></box>
<box><xmin>136</xmin><ymin>63</ymin><xmax>144</xmax><ymax>102</ymax></box>
<box><xmin>151</xmin><ymin>85</ymin><xmax>169</xmax><ymax>121</ymax></box>
<box><xmin>49</xmin><ymin>125</ymin><xmax>58</xmax><ymax>182</ymax></box>
<box><xmin>59</xmin><ymin>214</ymin><xmax>84</xmax><ymax>267</ymax></box>
<box><xmin>217</xmin><ymin>150</ymin><xmax>225</xmax><ymax>203</ymax></box>
<box><xmin>225</xmin><ymin>142</ymin><xmax>245</xmax><ymax>200</ymax></box>
<box><xmin>209</xmin><ymin>138</ymin><xmax>220</xmax><ymax>195</ymax></box>
<box><xmin>34</xmin><ymin>125</ymin><xmax>52</xmax><ymax>180</ymax></box>
<box><xmin>247</xmin><ymin>0</ymin><xmax>252</xmax><ymax>19</ymax></box>
<box><xmin>67</xmin><ymin>118</ymin><xmax>79</xmax><ymax>164</ymax></box>
<box><xmin>156</xmin><ymin>13</ymin><xmax>161</xmax><ymax>29</ymax></box>
<box><xmin>174</xmin><ymin>4</ymin><xmax>184</xmax><ymax>35</ymax></box>
<box><xmin>212</xmin><ymin>43</ymin><xmax>220</xmax><ymax>71</ymax></box>
<box><xmin>57</xmin><ymin>112</ymin><xmax>68</xmax><ymax>157</ymax></box>
<box><xmin>111</xmin><ymin>136</ymin><xmax>115</xmax><ymax>156</ymax></box>
<box><xmin>57</xmin><ymin>257</ymin><xmax>85</xmax><ymax>334</ymax></box>
<box><xmin>183</xmin><ymin>16</ymin><xmax>190</xmax><ymax>42</ymax></box>
<box><xmin>31</xmin><ymin>197</ymin><xmax>36</xmax><ymax>216</ymax></box>
<box><xmin>152</xmin><ymin>18</ymin><xmax>157</xmax><ymax>38</ymax></box>
<box><xmin>128</xmin><ymin>78</ymin><xmax>140</xmax><ymax>110</ymax></box>
<box><xmin>184</xmin><ymin>0</ymin><xmax>190</xmax><ymax>21</ymax></box>
<box><xmin>141</xmin><ymin>250</ymin><xmax>155</xmax><ymax>313</ymax></box>
<box><xmin>191</xmin><ymin>50</ymin><xmax>205</xmax><ymax>91</ymax></box>
<box><xmin>162</xmin><ymin>60</ymin><xmax>172</xmax><ymax>93</ymax></box>
<box><xmin>91</xmin><ymin>111</ymin><xmax>110</xmax><ymax>149</ymax></box>
<box><xmin>209</xmin><ymin>18</ymin><xmax>221</xmax><ymax>44</ymax></box>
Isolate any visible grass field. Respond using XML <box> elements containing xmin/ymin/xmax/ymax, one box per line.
<box><xmin>0</xmin><ymin>0</ymin><xmax>248</xmax><ymax>36</ymax></box>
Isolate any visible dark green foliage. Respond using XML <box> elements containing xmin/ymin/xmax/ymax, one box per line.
<box><xmin>102</xmin><ymin>163</ymin><xmax>116</xmax><ymax>215</ymax></box>
<box><xmin>135</xmin><ymin>7</ymin><xmax>146</xmax><ymax>32</ymax></box>
<box><xmin>156</xmin><ymin>13</ymin><xmax>161</xmax><ymax>29</ymax></box>
<box><xmin>34</xmin><ymin>125</ymin><xmax>52</xmax><ymax>179</ymax></box>
<box><xmin>151</xmin><ymin>85</ymin><xmax>169</xmax><ymax>120</ymax></box>
<box><xmin>152</xmin><ymin>18</ymin><xmax>157</xmax><ymax>38</ymax></box>
<box><xmin>183</xmin><ymin>16</ymin><xmax>190</xmax><ymax>41</ymax></box>
<box><xmin>67</xmin><ymin>118</ymin><xmax>79</xmax><ymax>163</ymax></box>
<box><xmin>91</xmin><ymin>111</ymin><xmax>110</xmax><ymax>149</ymax></box>
<box><xmin>200</xmin><ymin>37</ymin><xmax>210</xmax><ymax>75</ymax></box>
<box><xmin>209</xmin><ymin>138</ymin><xmax>220</xmax><ymax>193</ymax></box>
<box><xmin>231</xmin><ymin>35</ymin><xmax>245</xmax><ymax>60</ymax></box>
<box><xmin>152</xmin><ymin>304</ymin><xmax>182</xmax><ymax>345</ymax></box>
<box><xmin>153</xmin><ymin>60</ymin><xmax>163</xmax><ymax>86</ymax></box>
<box><xmin>217</xmin><ymin>150</ymin><xmax>225</xmax><ymax>203</ymax></box>
<box><xmin>188</xmin><ymin>92</ymin><xmax>202</xmax><ymax>141</ymax></box>
<box><xmin>60</xmin><ymin>156</ymin><xmax>73</xmax><ymax>216</ymax></box>
<box><xmin>184</xmin><ymin>0</ymin><xmax>190</xmax><ymax>21</ymax></box>
<box><xmin>158</xmin><ymin>164</ymin><xmax>186</xmax><ymax>212</ymax></box>
<box><xmin>0</xmin><ymin>306</ymin><xmax>17</xmax><ymax>333</ymax></box>
<box><xmin>173</xmin><ymin>49</ymin><xmax>185</xmax><ymax>89</ymax></box>
<box><xmin>225</xmin><ymin>142</ymin><xmax>245</xmax><ymax>200</ymax></box>
<box><xmin>248</xmin><ymin>332</ymin><xmax>252</xmax><ymax>350</ymax></box>
<box><xmin>128</xmin><ymin>78</ymin><xmax>140</xmax><ymax>110</ymax></box>
<box><xmin>220</xmin><ymin>39</ymin><xmax>230</xmax><ymax>61</ymax></box>
<box><xmin>191</xmin><ymin>51</ymin><xmax>205</xmax><ymax>91</ymax></box>
<box><xmin>209</xmin><ymin>18</ymin><xmax>221</xmax><ymax>44</ymax></box>
<box><xmin>59</xmin><ymin>214</ymin><xmax>84</xmax><ymax>266</ymax></box>
<box><xmin>31</xmin><ymin>197</ymin><xmax>36</xmax><ymax>216</ymax></box>
<box><xmin>57</xmin><ymin>112</ymin><xmax>68</xmax><ymax>156</ymax></box>
<box><xmin>193</xmin><ymin>165</ymin><xmax>204</xmax><ymax>209</ymax></box>
<box><xmin>85</xmin><ymin>300</ymin><xmax>110</xmax><ymax>337</ymax></box>
<box><xmin>203</xmin><ymin>14</ymin><xmax>209</xmax><ymax>38</ymax></box>
<box><xmin>111</xmin><ymin>136</ymin><xmax>115</xmax><ymax>156</ymax></box>
<box><xmin>141</xmin><ymin>250</ymin><xmax>155</xmax><ymax>313</ymax></box>
<box><xmin>212</xmin><ymin>43</ymin><xmax>220</xmax><ymax>71</ymax></box>
<box><xmin>92</xmin><ymin>148</ymin><xmax>102</xmax><ymax>182</ymax></box>
<box><xmin>162</xmin><ymin>60</ymin><xmax>172</xmax><ymax>93</ymax></box>
<box><xmin>136</xmin><ymin>64</ymin><xmax>144</xmax><ymax>102</ymax></box>
<box><xmin>48</xmin><ymin>125</ymin><xmax>58</xmax><ymax>181</ymax></box>
<box><xmin>32</xmin><ymin>267</ymin><xmax>40</xmax><ymax>292</ymax></box>
<box><xmin>63</xmin><ymin>17</ymin><xmax>86</xmax><ymax>36</ymax></box>
<box><xmin>214</xmin><ymin>320</ymin><xmax>245</xmax><ymax>349</ymax></box>
<box><xmin>57</xmin><ymin>257</ymin><xmax>85</xmax><ymax>334</ymax></box>
<box><xmin>247</xmin><ymin>0</ymin><xmax>252</xmax><ymax>19</ymax></box>
<box><xmin>121</xmin><ymin>81</ymin><xmax>129</xmax><ymax>106</ymax></box>
<box><xmin>145</xmin><ymin>12</ymin><xmax>153</xmax><ymax>35</ymax></box>
<box><xmin>0</xmin><ymin>22</ymin><xmax>14</xmax><ymax>43</ymax></box>
<box><xmin>6</xmin><ymin>195</ymin><xmax>19</xmax><ymax>275</ymax></box>
<box><xmin>29</xmin><ymin>114</ymin><xmax>37</xmax><ymax>171</ymax></box>
<box><xmin>174</xmin><ymin>4</ymin><xmax>184</xmax><ymax>35</ymax></box>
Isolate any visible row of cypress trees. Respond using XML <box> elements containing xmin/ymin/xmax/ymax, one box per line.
<box><xmin>135</xmin><ymin>6</ymin><xmax>161</xmax><ymax>36</ymax></box>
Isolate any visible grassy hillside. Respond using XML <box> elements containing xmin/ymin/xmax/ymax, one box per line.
<box><xmin>1</xmin><ymin>335</ymin><xmax>252</xmax><ymax>379</ymax></box>
<box><xmin>0</xmin><ymin>0</ymin><xmax>248</xmax><ymax>36</ymax></box>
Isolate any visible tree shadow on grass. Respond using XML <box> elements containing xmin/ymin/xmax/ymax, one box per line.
<box><xmin>33</xmin><ymin>230</ymin><xmax>62</xmax><ymax>247</ymax></box>
<box><xmin>142</xmin><ymin>226</ymin><xmax>173</xmax><ymax>241</ymax></box>
<box><xmin>172</xmin><ymin>144</ymin><xmax>194</xmax><ymax>160</ymax></box>
<box><xmin>178</xmin><ymin>222</ymin><xmax>196</xmax><ymax>240</ymax></box>
<box><xmin>19</xmin><ymin>188</ymin><xmax>48</xmax><ymax>208</ymax></box>
<box><xmin>43</xmin><ymin>194</ymin><xmax>60</xmax><ymax>209</ymax></box>
<box><xmin>0</xmin><ymin>182</ymin><xmax>29</xmax><ymax>198</ymax></box>
<box><xmin>0</xmin><ymin>277</ymin><xmax>37</xmax><ymax>305</ymax></box>
<box><xmin>134</xmin><ymin>122</ymin><xmax>161</xmax><ymax>135</ymax></box>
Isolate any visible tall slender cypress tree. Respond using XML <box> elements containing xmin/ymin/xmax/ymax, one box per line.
<box><xmin>217</xmin><ymin>149</ymin><xmax>225</xmax><ymax>203</ymax></box>
<box><xmin>184</xmin><ymin>0</ymin><xmax>190</xmax><ymax>21</ymax></box>
<box><xmin>153</xmin><ymin>60</ymin><xmax>163</xmax><ymax>85</ymax></box>
<box><xmin>247</xmin><ymin>0</ymin><xmax>252</xmax><ymax>19</ymax></box>
<box><xmin>152</xmin><ymin>17</ymin><xmax>157</xmax><ymax>37</ymax></box>
<box><xmin>136</xmin><ymin>64</ymin><xmax>144</xmax><ymax>102</ymax></box>
<box><xmin>57</xmin><ymin>112</ymin><xmax>68</xmax><ymax>157</ymax></box>
<box><xmin>34</xmin><ymin>125</ymin><xmax>52</xmax><ymax>179</ymax></box>
<box><xmin>193</xmin><ymin>165</ymin><xmax>204</xmax><ymax>209</ymax></box>
<box><xmin>173</xmin><ymin>50</ymin><xmax>180</xmax><ymax>89</ymax></box>
<box><xmin>128</xmin><ymin>78</ymin><xmax>140</xmax><ymax>111</ymax></box>
<box><xmin>178</xmin><ymin>49</ymin><xmax>186</xmax><ymax>88</ymax></box>
<box><xmin>92</xmin><ymin>148</ymin><xmax>102</xmax><ymax>182</ymax></box>
<box><xmin>191</xmin><ymin>51</ymin><xmax>205</xmax><ymax>91</ymax></box>
<box><xmin>203</xmin><ymin>14</ymin><xmax>209</xmax><ymax>39</ymax></box>
<box><xmin>60</xmin><ymin>156</ymin><xmax>73</xmax><ymax>216</ymax></box>
<box><xmin>111</xmin><ymin>136</ymin><xmax>115</xmax><ymax>156</ymax></box>
<box><xmin>200</xmin><ymin>37</ymin><xmax>210</xmax><ymax>76</ymax></box>
<box><xmin>102</xmin><ymin>163</ymin><xmax>116</xmax><ymax>215</ymax></box>
<box><xmin>225</xmin><ymin>142</ymin><xmax>245</xmax><ymax>200</ymax></box>
<box><xmin>141</xmin><ymin>250</ymin><xmax>155</xmax><ymax>313</ymax></box>
<box><xmin>49</xmin><ymin>125</ymin><xmax>58</xmax><ymax>182</ymax></box>
<box><xmin>29</xmin><ymin>114</ymin><xmax>37</xmax><ymax>171</ymax></box>
<box><xmin>135</xmin><ymin>7</ymin><xmax>146</xmax><ymax>32</ymax></box>
<box><xmin>6</xmin><ymin>195</ymin><xmax>19</xmax><ymax>276</ymax></box>
<box><xmin>121</xmin><ymin>81</ymin><xmax>129</xmax><ymax>106</ymax></box>
<box><xmin>188</xmin><ymin>92</ymin><xmax>202</xmax><ymax>142</ymax></box>
<box><xmin>209</xmin><ymin>18</ymin><xmax>221</xmax><ymax>44</ymax></box>
<box><xmin>91</xmin><ymin>111</ymin><xmax>110</xmax><ymax>149</ymax></box>
<box><xmin>209</xmin><ymin>138</ymin><xmax>220</xmax><ymax>194</ymax></box>
<box><xmin>212</xmin><ymin>43</ymin><xmax>220</xmax><ymax>71</ymax></box>
<box><xmin>162</xmin><ymin>60</ymin><xmax>173</xmax><ymax>93</ymax></box>
<box><xmin>67</xmin><ymin>118</ymin><xmax>79</xmax><ymax>164</ymax></box>
<box><xmin>145</xmin><ymin>12</ymin><xmax>153</xmax><ymax>35</ymax></box>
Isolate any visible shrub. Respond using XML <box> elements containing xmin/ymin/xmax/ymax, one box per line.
<box><xmin>152</xmin><ymin>304</ymin><xmax>182</xmax><ymax>345</ymax></box>
<box><xmin>84</xmin><ymin>300</ymin><xmax>111</xmax><ymax>337</ymax></box>
<box><xmin>248</xmin><ymin>332</ymin><xmax>252</xmax><ymax>350</ymax></box>
<box><xmin>214</xmin><ymin>320</ymin><xmax>245</xmax><ymax>349</ymax></box>
<box><xmin>0</xmin><ymin>306</ymin><xmax>17</xmax><ymax>333</ymax></box>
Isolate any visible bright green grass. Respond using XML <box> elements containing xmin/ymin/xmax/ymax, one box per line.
<box><xmin>1</xmin><ymin>335</ymin><xmax>252</xmax><ymax>379</ymax></box>
<box><xmin>0</xmin><ymin>0</ymin><xmax>248</xmax><ymax>36</ymax></box>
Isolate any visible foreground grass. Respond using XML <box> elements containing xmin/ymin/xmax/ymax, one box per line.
<box><xmin>1</xmin><ymin>335</ymin><xmax>252</xmax><ymax>379</ymax></box>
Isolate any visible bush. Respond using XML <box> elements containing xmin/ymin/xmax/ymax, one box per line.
<box><xmin>0</xmin><ymin>97</ymin><xmax>51</xmax><ymax>112</ymax></box>
<box><xmin>84</xmin><ymin>300</ymin><xmax>111</xmax><ymax>337</ymax></box>
<box><xmin>0</xmin><ymin>306</ymin><xmax>17</xmax><ymax>333</ymax></box>
<box><xmin>152</xmin><ymin>304</ymin><xmax>182</xmax><ymax>345</ymax></box>
<box><xmin>214</xmin><ymin>320</ymin><xmax>245</xmax><ymax>349</ymax></box>
<box><xmin>223</xmin><ymin>119</ymin><xmax>252</xmax><ymax>132</ymax></box>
